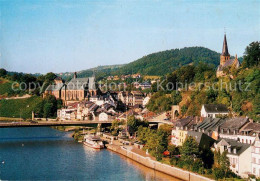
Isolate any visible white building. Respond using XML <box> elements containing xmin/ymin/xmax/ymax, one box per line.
<box><xmin>201</xmin><ymin>104</ymin><xmax>228</xmax><ymax>118</ymax></box>
<box><xmin>212</xmin><ymin>138</ymin><xmax>251</xmax><ymax>178</ymax></box>
<box><xmin>252</xmin><ymin>137</ymin><xmax>260</xmax><ymax>177</ymax></box>
<box><xmin>57</xmin><ymin>108</ymin><xmax>76</xmax><ymax>120</ymax></box>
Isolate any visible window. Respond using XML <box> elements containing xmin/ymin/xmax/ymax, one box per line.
<box><xmin>253</xmin><ymin>167</ymin><xmax>256</xmax><ymax>174</ymax></box>
<box><xmin>253</xmin><ymin>157</ymin><xmax>256</xmax><ymax>163</ymax></box>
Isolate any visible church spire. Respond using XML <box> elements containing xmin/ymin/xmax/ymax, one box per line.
<box><xmin>222</xmin><ymin>34</ymin><xmax>230</xmax><ymax>56</ymax></box>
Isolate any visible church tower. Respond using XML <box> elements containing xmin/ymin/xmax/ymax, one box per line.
<box><xmin>220</xmin><ymin>34</ymin><xmax>230</xmax><ymax>66</ymax></box>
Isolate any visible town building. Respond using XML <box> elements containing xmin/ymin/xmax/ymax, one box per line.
<box><xmin>171</xmin><ymin>117</ymin><xmax>197</xmax><ymax>146</ymax></box>
<box><xmin>212</xmin><ymin>138</ymin><xmax>251</xmax><ymax>178</ymax></box>
<box><xmin>218</xmin><ymin>117</ymin><xmax>249</xmax><ymax>141</ymax></box>
<box><xmin>251</xmin><ymin>136</ymin><xmax>260</xmax><ymax>177</ymax></box>
<box><xmin>201</xmin><ymin>104</ymin><xmax>229</xmax><ymax>118</ymax></box>
<box><xmin>238</xmin><ymin>122</ymin><xmax>260</xmax><ymax>144</ymax></box>
<box><xmin>118</xmin><ymin>91</ymin><xmax>144</xmax><ymax>107</ymax></box>
<box><xmin>194</xmin><ymin>117</ymin><xmax>227</xmax><ymax>140</ymax></box>
<box><xmin>216</xmin><ymin>34</ymin><xmax>240</xmax><ymax>77</ymax></box>
<box><xmin>187</xmin><ymin>131</ymin><xmax>215</xmax><ymax>149</ymax></box>
<box><xmin>44</xmin><ymin>72</ymin><xmax>100</xmax><ymax>105</ymax></box>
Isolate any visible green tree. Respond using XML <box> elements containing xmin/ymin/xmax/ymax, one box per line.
<box><xmin>213</xmin><ymin>149</ymin><xmax>231</xmax><ymax>179</ymax></box>
<box><xmin>180</xmin><ymin>136</ymin><xmax>200</xmax><ymax>165</ymax></box>
<box><xmin>43</xmin><ymin>103</ymin><xmax>53</xmax><ymax>118</ymax></box>
<box><xmin>127</xmin><ymin>115</ymin><xmax>148</xmax><ymax>133</ymax></box>
<box><xmin>167</xmin><ymin>144</ymin><xmax>180</xmax><ymax>157</ymax></box>
<box><xmin>0</xmin><ymin>68</ymin><xmax>7</xmax><ymax>77</ymax></box>
<box><xmin>242</xmin><ymin>41</ymin><xmax>260</xmax><ymax>68</ymax></box>
<box><xmin>171</xmin><ymin>91</ymin><xmax>182</xmax><ymax>105</ymax></box>
<box><xmin>44</xmin><ymin>72</ymin><xmax>57</xmax><ymax>82</ymax></box>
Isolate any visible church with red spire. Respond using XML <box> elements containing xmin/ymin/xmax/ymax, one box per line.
<box><xmin>216</xmin><ymin>34</ymin><xmax>240</xmax><ymax>77</ymax></box>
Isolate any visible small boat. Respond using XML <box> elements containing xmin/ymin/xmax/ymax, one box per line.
<box><xmin>83</xmin><ymin>135</ymin><xmax>104</xmax><ymax>149</ymax></box>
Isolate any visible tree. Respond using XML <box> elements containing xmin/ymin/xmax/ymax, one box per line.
<box><xmin>167</xmin><ymin>144</ymin><xmax>180</xmax><ymax>157</ymax></box>
<box><xmin>242</xmin><ymin>41</ymin><xmax>260</xmax><ymax>68</ymax></box>
<box><xmin>180</xmin><ymin>136</ymin><xmax>200</xmax><ymax>164</ymax></box>
<box><xmin>0</xmin><ymin>68</ymin><xmax>7</xmax><ymax>77</ymax></box>
<box><xmin>127</xmin><ymin>115</ymin><xmax>148</xmax><ymax>133</ymax></box>
<box><xmin>43</xmin><ymin>103</ymin><xmax>53</xmax><ymax>118</ymax></box>
<box><xmin>171</xmin><ymin>91</ymin><xmax>182</xmax><ymax>105</ymax></box>
<box><xmin>44</xmin><ymin>72</ymin><xmax>57</xmax><ymax>82</ymax></box>
<box><xmin>111</xmin><ymin>119</ymin><xmax>125</xmax><ymax>135</ymax></box>
<box><xmin>213</xmin><ymin>149</ymin><xmax>231</xmax><ymax>179</ymax></box>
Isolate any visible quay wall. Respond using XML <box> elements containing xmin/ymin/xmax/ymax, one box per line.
<box><xmin>107</xmin><ymin>145</ymin><xmax>214</xmax><ymax>181</ymax></box>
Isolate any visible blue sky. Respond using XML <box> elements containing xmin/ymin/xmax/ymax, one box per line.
<box><xmin>0</xmin><ymin>0</ymin><xmax>259</xmax><ymax>74</ymax></box>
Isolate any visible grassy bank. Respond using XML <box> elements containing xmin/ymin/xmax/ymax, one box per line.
<box><xmin>0</xmin><ymin>96</ymin><xmax>42</xmax><ymax>119</ymax></box>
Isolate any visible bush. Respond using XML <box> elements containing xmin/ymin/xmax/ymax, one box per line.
<box><xmin>170</xmin><ymin>156</ymin><xmax>179</xmax><ymax>166</ymax></box>
<box><xmin>213</xmin><ymin>168</ymin><xmax>226</xmax><ymax>180</ymax></box>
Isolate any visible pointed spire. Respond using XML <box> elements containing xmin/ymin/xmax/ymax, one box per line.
<box><xmin>222</xmin><ymin>34</ymin><xmax>230</xmax><ymax>56</ymax></box>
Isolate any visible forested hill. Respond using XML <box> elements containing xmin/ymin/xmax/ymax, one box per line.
<box><xmin>58</xmin><ymin>64</ymin><xmax>124</xmax><ymax>80</ymax></box>
<box><xmin>58</xmin><ymin>47</ymin><xmax>222</xmax><ymax>79</ymax></box>
<box><xmin>115</xmin><ymin>47</ymin><xmax>220</xmax><ymax>76</ymax></box>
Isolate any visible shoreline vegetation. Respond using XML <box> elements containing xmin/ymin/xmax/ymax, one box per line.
<box><xmin>106</xmin><ymin>144</ymin><xmax>213</xmax><ymax>181</ymax></box>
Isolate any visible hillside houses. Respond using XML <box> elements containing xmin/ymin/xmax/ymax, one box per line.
<box><xmin>212</xmin><ymin>138</ymin><xmax>251</xmax><ymax>177</ymax></box>
<box><xmin>171</xmin><ymin>115</ymin><xmax>260</xmax><ymax>178</ymax></box>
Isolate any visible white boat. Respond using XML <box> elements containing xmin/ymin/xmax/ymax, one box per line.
<box><xmin>83</xmin><ymin>135</ymin><xmax>104</xmax><ymax>149</ymax></box>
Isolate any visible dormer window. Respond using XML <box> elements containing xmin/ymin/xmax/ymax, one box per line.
<box><xmin>221</xmin><ymin>129</ymin><xmax>224</xmax><ymax>134</ymax></box>
<box><xmin>228</xmin><ymin>147</ymin><xmax>231</xmax><ymax>153</ymax></box>
<box><xmin>233</xmin><ymin>130</ymin><xmax>236</xmax><ymax>135</ymax></box>
<box><xmin>227</xmin><ymin>129</ymin><xmax>230</xmax><ymax>134</ymax></box>
<box><xmin>233</xmin><ymin>148</ymin><xmax>237</xmax><ymax>154</ymax></box>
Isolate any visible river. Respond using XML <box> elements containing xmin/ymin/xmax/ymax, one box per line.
<box><xmin>0</xmin><ymin>127</ymin><xmax>180</xmax><ymax>180</ymax></box>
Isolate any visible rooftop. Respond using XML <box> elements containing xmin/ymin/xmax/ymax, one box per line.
<box><xmin>203</xmin><ymin>104</ymin><xmax>228</xmax><ymax>113</ymax></box>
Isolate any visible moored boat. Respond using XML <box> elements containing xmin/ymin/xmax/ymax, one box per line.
<box><xmin>83</xmin><ymin>135</ymin><xmax>104</xmax><ymax>149</ymax></box>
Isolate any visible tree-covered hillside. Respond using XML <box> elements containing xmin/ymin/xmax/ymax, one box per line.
<box><xmin>114</xmin><ymin>47</ymin><xmax>221</xmax><ymax>76</ymax></box>
<box><xmin>147</xmin><ymin>42</ymin><xmax>260</xmax><ymax>121</ymax></box>
<box><xmin>58</xmin><ymin>64</ymin><xmax>125</xmax><ymax>81</ymax></box>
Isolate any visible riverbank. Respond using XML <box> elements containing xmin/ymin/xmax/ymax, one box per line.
<box><xmin>106</xmin><ymin>143</ymin><xmax>214</xmax><ymax>181</ymax></box>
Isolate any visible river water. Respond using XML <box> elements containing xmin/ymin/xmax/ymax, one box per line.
<box><xmin>0</xmin><ymin>127</ymin><xmax>179</xmax><ymax>180</ymax></box>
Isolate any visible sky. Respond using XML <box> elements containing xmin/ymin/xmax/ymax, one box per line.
<box><xmin>0</xmin><ymin>0</ymin><xmax>259</xmax><ymax>74</ymax></box>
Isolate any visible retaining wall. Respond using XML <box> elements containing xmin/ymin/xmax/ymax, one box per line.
<box><xmin>107</xmin><ymin>145</ymin><xmax>214</xmax><ymax>181</ymax></box>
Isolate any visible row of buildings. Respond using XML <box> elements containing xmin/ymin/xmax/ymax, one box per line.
<box><xmin>44</xmin><ymin>72</ymin><xmax>151</xmax><ymax>107</ymax></box>
<box><xmin>57</xmin><ymin>90</ymin><xmax>151</xmax><ymax>121</ymax></box>
<box><xmin>171</xmin><ymin>105</ymin><xmax>260</xmax><ymax>178</ymax></box>
<box><xmin>106</xmin><ymin>73</ymin><xmax>141</xmax><ymax>81</ymax></box>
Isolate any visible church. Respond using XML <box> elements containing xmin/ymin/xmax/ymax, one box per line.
<box><xmin>44</xmin><ymin>72</ymin><xmax>100</xmax><ymax>105</ymax></box>
<box><xmin>216</xmin><ymin>34</ymin><xmax>240</xmax><ymax>77</ymax></box>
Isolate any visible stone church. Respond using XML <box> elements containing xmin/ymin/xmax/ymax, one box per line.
<box><xmin>44</xmin><ymin>72</ymin><xmax>99</xmax><ymax>104</ymax></box>
<box><xmin>216</xmin><ymin>34</ymin><xmax>240</xmax><ymax>77</ymax></box>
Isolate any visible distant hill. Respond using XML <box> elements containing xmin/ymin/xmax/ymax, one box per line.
<box><xmin>58</xmin><ymin>47</ymin><xmax>233</xmax><ymax>79</ymax></box>
<box><xmin>57</xmin><ymin>64</ymin><xmax>125</xmax><ymax>80</ymax></box>
<box><xmin>114</xmin><ymin>47</ymin><xmax>221</xmax><ymax>76</ymax></box>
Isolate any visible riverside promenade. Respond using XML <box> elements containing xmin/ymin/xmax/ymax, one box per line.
<box><xmin>106</xmin><ymin>142</ymin><xmax>214</xmax><ymax>181</ymax></box>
